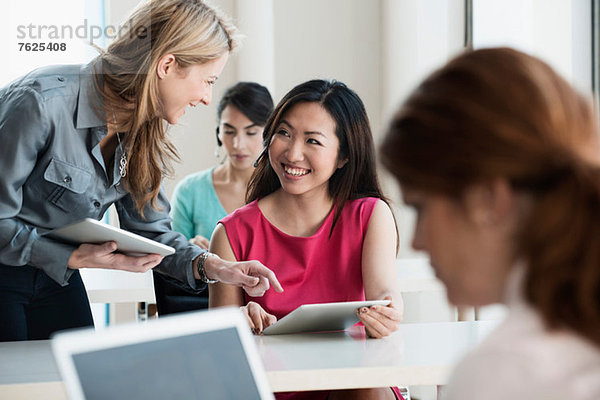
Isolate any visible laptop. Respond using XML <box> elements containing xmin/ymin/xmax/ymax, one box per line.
<box><xmin>51</xmin><ymin>307</ymin><xmax>274</xmax><ymax>400</ymax></box>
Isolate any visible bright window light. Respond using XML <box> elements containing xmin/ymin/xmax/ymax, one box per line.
<box><xmin>473</xmin><ymin>0</ymin><xmax>592</xmax><ymax>93</ymax></box>
<box><xmin>0</xmin><ymin>0</ymin><xmax>105</xmax><ymax>87</ymax></box>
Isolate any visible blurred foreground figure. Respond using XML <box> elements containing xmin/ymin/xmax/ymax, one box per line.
<box><xmin>381</xmin><ymin>47</ymin><xmax>600</xmax><ymax>400</ymax></box>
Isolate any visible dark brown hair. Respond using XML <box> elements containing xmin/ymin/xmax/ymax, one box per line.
<box><xmin>248</xmin><ymin>79</ymin><xmax>394</xmax><ymax>239</ymax></box>
<box><xmin>381</xmin><ymin>47</ymin><xmax>600</xmax><ymax>345</ymax></box>
<box><xmin>215</xmin><ymin>82</ymin><xmax>274</xmax><ymax>146</ymax></box>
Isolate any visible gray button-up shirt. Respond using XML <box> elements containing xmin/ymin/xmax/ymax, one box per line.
<box><xmin>0</xmin><ymin>61</ymin><xmax>204</xmax><ymax>290</ymax></box>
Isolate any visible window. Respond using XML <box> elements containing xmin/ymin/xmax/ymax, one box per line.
<box><xmin>468</xmin><ymin>0</ymin><xmax>593</xmax><ymax>94</ymax></box>
<box><xmin>593</xmin><ymin>0</ymin><xmax>600</xmax><ymax>119</ymax></box>
<box><xmin>1</xmin><ymin>0</ymin><xmax>105</xmax><ymax>86</ymax></box>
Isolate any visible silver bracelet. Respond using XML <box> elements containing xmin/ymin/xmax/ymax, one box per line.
<box><xmin>196</xmin><ymin>252</ymin><xmax>218</xmax><ymax>284</ymax></box>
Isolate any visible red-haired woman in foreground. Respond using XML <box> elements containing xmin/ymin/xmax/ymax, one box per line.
<box><xmin>381</xmin><ymin>47</ymin><xmax>600</xmax><ymax>399</ymax></box>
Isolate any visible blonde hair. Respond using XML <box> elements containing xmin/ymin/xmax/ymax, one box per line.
<box><xmin>95</xmin><ymin>0</ymin><xmax>239</xmax><ymax>216</ymax></box>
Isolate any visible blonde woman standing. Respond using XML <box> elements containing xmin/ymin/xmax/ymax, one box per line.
<box><xmin>0</xmin><ymin>0</ymin><xmax>281</xmax><ymax>342</ymax></box>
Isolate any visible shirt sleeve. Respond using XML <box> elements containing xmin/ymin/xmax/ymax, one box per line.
<box><xmin>0</xmin><ymin>86</ymin><xmax>76</xmax><ymax>285</ymax></box>
<box><xmin>170</xmin><ymin>178</ymin><xmax>195</xmax><ymax>240</ymax></box>
<box><xmin>116</xmin><ymin>187</ymin><xmax>205</xmax><ymax>292</ymax></box>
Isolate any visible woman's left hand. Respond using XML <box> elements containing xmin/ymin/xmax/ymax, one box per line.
<box><xmin>356</xmin><ymin>296</ymin><xmax>401</xmax><ymax>338</ymax></box>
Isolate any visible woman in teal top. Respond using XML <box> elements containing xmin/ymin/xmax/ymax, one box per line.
<box><xmin>154</xmin><ymin>82</ymin><xmax>274</xmax><ymax>314</ymax></box>
<box><xmin>171</xmin><ymin>168</ymin><xmax>227</xmax><ymax>243</ymax></box>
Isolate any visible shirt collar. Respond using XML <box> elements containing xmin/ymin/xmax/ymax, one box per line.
<box><xmin>76</xmin><ymin>59</ymin><xmax>106</xmax><ymax>129</ymax></box>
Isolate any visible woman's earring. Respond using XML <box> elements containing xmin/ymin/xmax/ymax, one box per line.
<box><xmin>214</xmin><ymin>146</ymin><xmax>225</xmax><ymax>162</ymax></box>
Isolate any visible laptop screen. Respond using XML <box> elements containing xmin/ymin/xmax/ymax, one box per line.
<box><xmin>72</xmin><ymin>328</ymin><xmax>261</xmax><ymax>400</ymax></box>
<box><xmin>52</xmin><ymin>308</ymin><xmax>274</xmax><ymax>400</ymax></box>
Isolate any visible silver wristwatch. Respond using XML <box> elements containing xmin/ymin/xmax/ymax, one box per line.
<box><xmin>196</xmin><ymin>252</ymin><xmax>218</xmax><ymax>284</ymax></box>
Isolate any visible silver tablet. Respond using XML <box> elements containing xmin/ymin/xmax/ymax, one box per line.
<box><xmin>47</xmin><ymin>218</ymin><xmax>175</xmax><ymax>256</ymax></box>
<box><xmin>262</xmin><ymin>300</ymin><xmax>391</xmax><ymax>335</ymax></box>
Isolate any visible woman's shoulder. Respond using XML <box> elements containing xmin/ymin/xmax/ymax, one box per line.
<box><xmin>444</xmin><ymin>347</ymin><xmax>547</xmax><ymax>400</ymax></box>
<box><xmin>342</xmin><ymin>196</ymin><xmax>383</xmax><ymax>218</ymax></box>
<box><xmin>186</xmin><ymin>167</ymin><xmax>214</xmax><ymax>182</ymax></box>
<box><xmin>327</xmin><ymin>197</ymin><xmax>385</xmax><ymax>237</ymax></box>
<box><xmin>220</xmin><ymin>199</ymin><xmax>260</xmax><ymax>224</ymax></box>
<box><xmin>444</xmin><ymin>317</ymin><xmax>547</xmax><ymax>399</ymax></box>
<box><xmin>345</xmin><ymin>196</ymin><xmax>381</xmax><ymax>208</ymax></box>
<box><xmin>176</xmin><ymin>168</ymin><xmax>214</xmax><ymax>191</ymax></box>
<box><xmin>2</xmin><ymin>64</ymin><xmax>81</xmax><ymax>101</ymax></box>
<box><xmin>445</xmin><ymin>310</ymin><xmax>600</xmax><ymax>400</ymax></box>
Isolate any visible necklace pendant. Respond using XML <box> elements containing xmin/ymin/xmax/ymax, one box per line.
<box><xmin>119</xmin><ymin>153</ymin><xmax>128</xmax><ymax>178</ymax></box>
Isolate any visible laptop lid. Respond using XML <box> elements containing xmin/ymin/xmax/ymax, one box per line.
<box><xmin>51</xmin><ymin>307</ymin><xmax>274</xmax><ymax>400</ymax></box>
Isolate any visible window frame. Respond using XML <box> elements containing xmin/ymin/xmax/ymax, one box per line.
<box><xmin>593</xmin><ymin>0</ymin><xmax>600</xmax><ymax>120</ymax></box>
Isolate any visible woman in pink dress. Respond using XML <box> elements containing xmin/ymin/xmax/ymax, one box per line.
<box><xmin>209</xmin><ymin>79</ymin><xmax>404</xmax><ymax>400</ymax></box>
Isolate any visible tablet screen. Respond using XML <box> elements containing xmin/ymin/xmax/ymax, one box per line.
<box><xmin>263</xmin><ymin>300</ymin><xmax>391</xmax><ymax>335</ymax></box>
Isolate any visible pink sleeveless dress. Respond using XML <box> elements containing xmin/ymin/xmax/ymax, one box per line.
<box><xmin>220</xmin><ymin>197</ymin><xmax>403</xmax><ymax>400</ymax></box>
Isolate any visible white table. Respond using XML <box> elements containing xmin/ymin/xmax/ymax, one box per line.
<box><xmin>257</xmin><ymin>321</ymin><xmax>496</xmax><ymax>392</ymax></box>
<box><xmin>0</xmin><ymin>340</ymin><xmax>66</xmax><ymax>400</ymax></box>
<box><xmin>0</xmin><ymin>320</ymin><xmax>498</xmax><ymax>397</ymax></box>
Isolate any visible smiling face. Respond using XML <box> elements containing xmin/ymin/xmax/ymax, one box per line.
<box><xmin>402</xmin><ymin>184</ymin><xmax>517</xmax><ymax>307</ymax></box>
<box><xmin>218</xmin><ymin>105</ymin><xmax>265</xmax><ymax>170</ymax></box>
<box><xmin>156</xmin><ymin>53</ymin><xmax>229</xmax><ymax>124</ymax></box>
<box><xmin>268</xmin><ymin>102</ymin><xmax>346</xmax><ymax>199</ymax></box>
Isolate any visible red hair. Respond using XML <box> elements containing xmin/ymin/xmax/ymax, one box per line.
<box><xmin>381</xmin><ymin>47</ymin><xmax>600</xmax><ymax>345</ymax></box>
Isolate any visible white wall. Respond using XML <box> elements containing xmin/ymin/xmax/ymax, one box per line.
<box><xmin>1</xmin><ymin>0</ymin><xmax>104</xmax><ymax>86</ymax></box>
<box><xmin>161</xmin><ymin>0</ymin><xmax>237</xmax><ymax>203</ymax></box>
<box><xmin>380</xmin><ymin>0</ymin><xmax>465</xmax><ymax>257</ymax></box>
<box><xmin>473</xmin><ymin>0</ymin><xmax>592</xmax><ymax>93</ymax></box>
<box><xmin>4</xmin><ymin>0</ymin><xmax>591</xmax><ymax>259</ymax></box>
<box><xmin>104</xmin><ymin>0</ymin><xmax>466</xmax><ymax>258</ymax></box>
<box><xmin>103</xmin><ymin>0</ymin><xmax>593</xmax><ymax>260</ymax></box>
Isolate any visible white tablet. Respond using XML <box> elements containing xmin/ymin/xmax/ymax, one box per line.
<box><xmin>262</xmin><ymin>299</ymin><xmax>391</xmax><ymax>335</ymax></box>
<box><xmin>47</xmin><ymin>218</ymin><xmax>175</xmax><ymax>256</ymax></box>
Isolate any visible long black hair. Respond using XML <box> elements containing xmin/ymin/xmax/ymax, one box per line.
<box><xmin>248</xmin><ymin>79</ymin><xmax>394</xmax><ymax>237</ymax></box>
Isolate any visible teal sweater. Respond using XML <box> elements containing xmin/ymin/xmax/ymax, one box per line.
<box><xmin>170</xmin><ymin>167</ymin><xmax>227</xmax><ymax>240</ymax></box>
